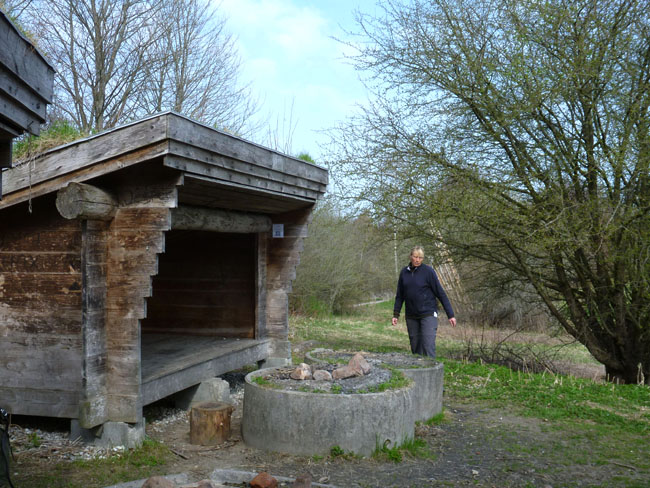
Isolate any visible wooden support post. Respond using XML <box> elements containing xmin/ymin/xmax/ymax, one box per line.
<box><xmin>189</xmin><ymin>402</ymin><xmax>235</xmax><ymax>445</ymax></box>
<box><xmin>171</xmin><ymin>205</ymin><xmax>272</xmax><ymax>233</ymax></box>
<box><xmin>56</xmin><ymin>182</ymin><xmax>117</xmax><ymax>220</ymax></box>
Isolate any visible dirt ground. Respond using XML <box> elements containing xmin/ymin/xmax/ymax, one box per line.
<box><xmin>10</xmin><ymin>338</ymin><xmax>642</xmax><ymax>488</ymax></box>
<box><xmin>136</xmin><ymin>366</ymin><xmax>643</xmax><ymax>488</ymax></box>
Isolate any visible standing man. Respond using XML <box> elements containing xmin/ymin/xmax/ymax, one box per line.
<box><xmin>392</xmin><ymin>246</ymin><xmax>457</xmax><ymax>358</ymax></box>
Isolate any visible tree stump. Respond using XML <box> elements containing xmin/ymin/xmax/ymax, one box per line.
<box><xmin>189</xmin><ymin>402</ymin><xmax>234</xmax><ymax>445</ymax></box>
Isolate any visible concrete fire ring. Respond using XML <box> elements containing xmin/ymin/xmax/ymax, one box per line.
<box><xmin>306</xmin><ymin>349</ymin><xmax>445</xmax><ymax>423</ymax></box>
<box><xmin>242</xmin><ymin>368</ymin><xmax>417</xmax><ymax>457</ymax></box>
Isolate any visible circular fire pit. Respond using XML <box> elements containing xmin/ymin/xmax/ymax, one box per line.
<box><xmin>306</xmin><ymin>349</ymin><xmax>444</xmax><ymax>423</ymax></box>
<box><xmin>242</xmin><ymin>365</ymin><xmax>417</xmax><ymax>457</ymax></box>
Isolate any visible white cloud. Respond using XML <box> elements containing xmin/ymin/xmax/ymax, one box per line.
<box><xmin>218</xmin><ymin>0</ymin><xmax>332</xmax><ymax>61</ymax></box>
<box><xmin>214</xmin><ymin>0</ymin><xmax>371</xmax><ymax>155</ymax></box>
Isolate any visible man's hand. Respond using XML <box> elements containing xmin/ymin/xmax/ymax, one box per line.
<box><xmin>449</xmin><ymin>317</ymin><xmax>457</xmax><ymax>327</ymax></box>
<box><xmin>391</xmin><ymin>317</ymin><xmax>398</xmax><ymax>327</ymax></box>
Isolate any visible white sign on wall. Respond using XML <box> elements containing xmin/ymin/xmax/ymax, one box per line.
<box><xmin>272</xmin><ymin>223</ymin><xmax>284</xmax><ymax>238</ymax></box>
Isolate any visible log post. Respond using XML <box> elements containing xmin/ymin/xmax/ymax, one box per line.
<box><xmin>171</xmin><ymin>205</ymin><xmax>272</xmax><ymax>233</ymax></box>
<box><xmin>56</xmin><ymin>182</ymin><xmax>117</xmax><ymax>220</ymax></box>
<box><xmin>189</xmin><ymin>402</ymin><xmax>235</xmax><ymax>445</ymax></box>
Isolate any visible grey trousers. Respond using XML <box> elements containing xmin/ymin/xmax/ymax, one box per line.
<box><xmin>405</xmin><ymin>314</ymin><xmax>438</xmax><ymax>358</ymax></box>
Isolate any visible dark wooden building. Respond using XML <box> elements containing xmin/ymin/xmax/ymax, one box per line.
<box><xmin>0</xmin><ymin>9</ymin><xmax>54</xmax><ymax>196</ymax></box>
<box><xmin>0</xmin><ymin>113</ymin><xmax>327</xmax><ymax>438</ymax></box>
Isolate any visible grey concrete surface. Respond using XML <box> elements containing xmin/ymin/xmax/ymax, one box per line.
<box><xmin>242</xmin><ymin>368</ymin><xmax>417</xmax><ymax>457</ymax></box>
<box><xmin>173</xmin><ymin>377</ymin><xmax>231</xmax><ymax>410</ymax></box>
<box><xmin>401</xmin><ymin>362</ymin><xmax>444</xmax><ymax>422</ymax></box>
<box><xmin>70</xmin><ymin>420</ymin><xmax>145</xmax><ymax>448</ymax></box>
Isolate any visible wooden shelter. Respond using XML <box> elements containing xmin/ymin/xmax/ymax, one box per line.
<box><xmin>0</xmin><ymin>113</ymin><xmax>327</xmax><ymax>436</ymax></box>
<box><xmin>0</xmin><ymin>9</ymin><xmax>54</xmax><ymax>196</ymax></box>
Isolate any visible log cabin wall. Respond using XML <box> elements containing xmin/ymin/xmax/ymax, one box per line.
<box><xmin>0</xmin><ymin>113</ymin><xmax>327</xmax><ymax>426</ymax></box>
<box><xmin>142</xmin><ymin>230</ymin><xmax>256</xmax><ymax>338</ymax></box>
<box><xmin>265</xmin><ymin>207</ymin><xmax>313</xmax><ymax>358</ymax></box>
<box><xmin>101</xmin><ymin>175</ymin><xmax>179</xmax><ymax>424</ymax></box>
<box><xmin>0</xmin><ymin>196</ymin><xmax>83</xmax><ymax>417</ymax></box>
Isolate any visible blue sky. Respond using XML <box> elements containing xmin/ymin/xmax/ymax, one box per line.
<box><xmin>218</xmin><ymin>0</ymin><xmax>380</xmax><ymax>161</ymax></box>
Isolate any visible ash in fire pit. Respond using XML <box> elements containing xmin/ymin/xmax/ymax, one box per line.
<box><xmin>263</xmin><ymin>352</ymin><xmax>396</xmax><ymax>394</ymax></box>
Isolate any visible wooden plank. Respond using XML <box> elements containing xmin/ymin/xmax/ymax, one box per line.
<box><xmin>263</xmin><ymin>208</ymin><xmax>313</xmax><ymax>354</ymax></box>
<box><xmin>143</xmin><ymin>230</ymin><xmax>255</xmax><ymax>337</ymax></box>
<box><xmin>0</xmin><ymin>64</ymin><xmax>49</xmax><ymax>120</ymax></box>
<box><xmin>115</xmin><ymin>169</ymin><xmax>182</xmax><ymax>208</ymax></box>
<box><xmin>167</xmin><ymin>140</ymin><xmax>326</xmax><ymax>192</ymax></box>
<box><xmin>167</xmin><ymin>114</ymin><xmax>328</xmax><ymax>185</ymax></box>
<box><xmin>0</xmin><ymin>387</ymin><xmax>79</xmax><ymax>418</ymax></box>
<box><xmin>0</xmin><ymin>303</ymin><xmax>81</xmax><ymax>335</ymax></box>
<box><xmin>79</xmin><ymin>219</ymin><xmax>110</xmax><ymax>428</ymax></box>
<box><xmin>0</xmin><ymin>143</ymin><xmax>170</xmax><ymax>210</ymax></box>
<box><xmin>0</xmin><ymin>342</ymin><xmax>82</xmax><ymax>389</ymax></box>
<box><xmin>0</xmin><ymin>12</ymin><xmax>54</xmax><ymax>104</ymax></box>
<box><xmin>104</xmin><ymin>202</ymin><xmax>170</xmax><ymax>423</ymax></box>
<box><xmin>140</xmin><ymin>335</ymin><xmax>269</xmax><ymax>405</ymax></box>
<box><xmin>178</xmin><ymin>174</ymin><xmax>315</xmax><ymax>212</ymax></box>
<box><xmin>111</xmin><ymin>207</ymin><xmax>171</xmax><ymax>230</ymax></box>
<box><xmin>0</xmin><ymin>90</ymin><xmax>45</xmax><ymax>134</ymax></box>
<box><xmin>171</xmin><ymin>205</ymin><xmax>272</xmax><ymax>233</ymax></box>
<box><xmin>1</xmin><ymin>118</ymin><xmax>169</xmax><ymax>197</ymax></box>
<box><xmin>256</xmin><ymin>233</ymin><xmax>268</xmax><ymax>339</ymax></box>
<box><xmin>0</xmin><ymin>252</ymin><xmax>80</xmax><ymax>273</ymax></box>
<box><xmin>0</xmin><ymin>228</ymin><xmax>82</xmax><ymax>251</ymax></box>
<box><xmin>165</xmin><ymin>155</ymin><xmax>322</xmax><ymax>201</ymax></box>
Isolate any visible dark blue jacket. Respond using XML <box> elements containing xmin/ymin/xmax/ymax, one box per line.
<box><xmin>393</xmin><ymin>264</ymin><xmax>454</xmax><ymax>319</ymax></box>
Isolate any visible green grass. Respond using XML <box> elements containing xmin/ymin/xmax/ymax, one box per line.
<box><xmin>366</xmin><ymin>367</ymin><xmax>411</xmax><ymax>392</ymax></box>
<box><xmin>251</xmin><ymin>375</ymin><xmax>280</xmax><ymax>388</ymax></box>
<box><xmin>290</xmin><ymin>303</ymin><xmax>650</xmax><ymax>479</ymax></box>
<box><xmin>373</xmin><ymin>437</ymin><xmax>435</xmax><ymax>463</ymax></box>
<box><xmin>14</xmin><ymin>438</ymin><xmax>172</xmax><ymax>488</ymax></box>
<box><xmin>443</xmin><ymin>359</ymin><xmax>650</xmax><ymax>434</ymax></box>
<box><xmin>13</xmin><ymin>120</ymin><xmax>89</xmax><ymax>160</ymax></box>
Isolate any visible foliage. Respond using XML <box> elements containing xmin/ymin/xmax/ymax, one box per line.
<box><xmin>290</xmin><ymin>199</ymin><xmax>399</xmax><ymax>315</ymax></box>
<box><xmin>13</xmin><ymin>119</ymin><xmax>88</xmax><ymax>160</ymax></box>
<box><xmin>328</xmin><ymin>0</ymin><xmax>650</xmax><ymax>383</ymax></box>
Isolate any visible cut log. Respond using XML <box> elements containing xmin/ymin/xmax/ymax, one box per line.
<box><xmin>189</xmin><ymin>401</ymin><xmax>234</xmax><ymax>445</ymax></box>
<box><xmin>171</xmin><ymin>205</ymin><xmax>272</xmax><ymax>233</ymax></box>
<box><xmin>56</xmin><ymin>182</ymin><xmax>117</xmax><ymax>220</ymax></box>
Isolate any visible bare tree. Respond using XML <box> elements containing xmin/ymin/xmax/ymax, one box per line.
<box><xmin>28</xmin><ymin>0</ymin><xmax>161</xmax><ymax>132</ymax></box>
<box><xmin>139</xmin><ymin>0</ymin><xmax>259</xmax><ymax>136</ymax></box>
<box><xmin>0</xmin><ymin>0</ymin><xmax>33</xmax><ymax>19</ymax></box>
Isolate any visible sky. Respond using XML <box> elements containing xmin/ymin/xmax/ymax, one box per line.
<box><xmin>218</xmin><ymin>0</ymin><xmax>380</xmax><ymax>161</ymax></box>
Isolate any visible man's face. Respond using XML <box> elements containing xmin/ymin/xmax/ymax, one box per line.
<box><xmin>411</xmin><ymin>253</ymin><xmax>424</xmax><ymax>267</ymax></box>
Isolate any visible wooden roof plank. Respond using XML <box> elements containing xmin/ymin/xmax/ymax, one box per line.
<box><xmin>2</xmin><ymin>115</ymin><xmax>169</xmax><ymax>196</ymax></box>
<box><xmin>168</xmin><ymin>114</ymin><xmax>328</xmax><ymax>186</ymax></box>
<box><xmin>0</xmin><ymin>142</ymin><xmax>169</xmax><ymax>210</ymax></box>
<box><xmin>167</xmin><ymin>139</ymin><xmax>326</xmax><ymax>193</ymax></box>
<box><xmin>0</xmin><ymin>11</ymin><xmax>55</xmax><ymax>105</ymax></box>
